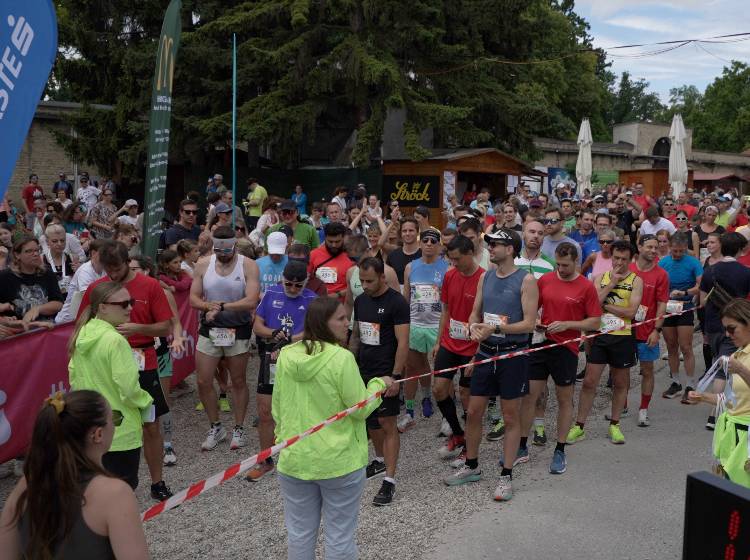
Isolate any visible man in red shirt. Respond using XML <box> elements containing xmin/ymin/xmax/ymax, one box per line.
<box><xmin>521</xmin><ymin>242</ymin><xmax>601</xmax><ymax>475</ymax></box>
<box><xmin>79</xmin><ymin>240</ymin><xmax>174</xmax><ymax>501</ymax></box>
<box><xmin>21</xmin><ymin>174</ymin><xmax>44</xmax><ymax>229</ymax></box>
<box><xmin>631</xmin><ymin>183</ymin><xmax>655</xmax><ymax>214</ymax></box>
<box><xmin>430</xmin><ymin>235</ymin><xmax>484</xmax><ymax>461</ymax></box>
<box><xmin>676</xmin><ymin>191</ymin><xmax>697</xmax><ymax>220</ymax></box>
<box><xmin>629</xmin><ymin>234</ymin><xmax>669</xmax><ymax>427</ymax></box>
<box><xmin>308</xmin><ymin>221</ymin><xmax>353</xmax><ymax>300</ymax></box>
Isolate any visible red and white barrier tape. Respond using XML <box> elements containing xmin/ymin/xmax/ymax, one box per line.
<box><xmin>141</xmin><ymin>304</ymin><xmax>700</xmax><ymax>521</ymax></box>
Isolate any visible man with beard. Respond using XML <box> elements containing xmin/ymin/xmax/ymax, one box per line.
<box><xmin>444</xmin><ymin>228</ymin><xmax>537</xmax><ymax>502</ymax></box>
<box><xmin>246</xmin><ymin>260</ymin><xmax>317</xmax><ymax>481</ymax></box>
<box><xmin>308</xmin><ymin>221</ymin><xmax>353</xmax><ymax>300</ymax></box>
<box><xmin>351</xmin><ymin>257</ymin><xmax>410</xmax><ymax>506</ymax></box>
<box><xmin>79</xmin><ymin>241</ymin><xmax>174</xmax><ymax>501</ymax></box>
<box><xmin>190</xmin><ymin>226</ymin><xmax>260</xmax><ymax>456</ymax></box>
<box><xmin>541</xmin><ymin>208</ymin><xmax>581</xmax><ymax>267</ymax></box>
<box><xmin>569</xmin><ymin>209</ymin><xmax>598</xmax><ymax>265</ymax></box>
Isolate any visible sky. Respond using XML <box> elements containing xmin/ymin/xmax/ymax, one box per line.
<box><xmin>574</xmin><ymin>0</ymin><xmax>749</xmax><ymax>102</ymax></box>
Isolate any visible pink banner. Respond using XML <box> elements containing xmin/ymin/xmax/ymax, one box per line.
<box><xmin>169</xmin><ymin>297</ymin><xmax>198</xmax><ymax>387</ymax></box>
<box><xmin>0</xmin><ymin>324</ymin><xmax>73</xmax><ymax>464</ymax></box>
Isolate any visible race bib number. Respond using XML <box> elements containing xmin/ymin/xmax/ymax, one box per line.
<box><xmin>600</xmin><ymin>313</ymin><xmax>625</xmax><ymax>333</ymax></box>
<box><xmin>666</xmin><ymin>300</ymin><xmax>684</xmax><ymax>314</ymax></box>
<box><xmin>483</xmin><ymin>313</ymin><xmax>508</xmax><ymax>327</ymax></box>
<box><xmin>132</xmin><ymin>349</ymin><xmax>145</xmax><ymax>371</ymax></box>
<box><xmin>413</xmin><ymin>284</ymin><xmax>439</xmax><ymax>304</ymax></box>
<box><xmin>449</xmin><ymin>318</ymin><xmax>470</xmax><ymax>341</ymax></box>
<box><xmin>635</xmin><ymin>305</ymin><xmax>648</xmax><ymax>323</ymax></box>
<box><xmin>699</xmin><ymin>247</ymin><xmax>709</xmax><ymax>262</ymax></box>
<box><xmin>209</xmin><ymin>327</ymin><xmax>236</xmax><ymax>347</ymax></box>
<box><xmin>269</xmin><ymin>362</ymin><xmax>277</xmax><ymax>385</ymax></box>
<box><xmin>316</xmin><ymin>267</ymin><xmax>337</xmax><ymax>284</ymax></box>
<box><xmin>359</xmin><ymin>321</ymin><xmax>380</xmax><ymax>345</ymax></box>
<box><xmin>154</xmin><ymin>337</ymin><xmax>161</xmax><ymax>350</ymax></box>
<box><xmin>58</xmin><ymin>276</ymin><xmax>71</xmax><ymax>293</ymax></box>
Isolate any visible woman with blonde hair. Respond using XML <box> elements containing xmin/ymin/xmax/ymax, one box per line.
<box><xmin>67</xmin><ymin>281</ymin><xmax>153</xmax><ymax>489</ymax></box>
<box><xmin>42</xmin><ymin>223</ymin><xmax>78</xmax><ymax>294</ymax></box>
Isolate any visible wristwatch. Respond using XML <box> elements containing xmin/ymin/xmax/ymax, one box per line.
<box><xmin>219</xmin><ymin>302</ymin><xmax>225</xmax><ymax>312</ymax></box>
<box><xmin>494</xmin><ymin>325</ymin><xmax>502</xmax><ymax>335</ymax></box>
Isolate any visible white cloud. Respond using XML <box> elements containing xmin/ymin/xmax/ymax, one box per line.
<box><xmin>603</xmin><ymin>15</ymin><xmax>675</xmax><ymax>34</ymax></box>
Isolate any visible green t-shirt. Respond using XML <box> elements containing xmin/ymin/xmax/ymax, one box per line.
<box><xmin>269</xmin><ymin>221</ymin><xmax>320</xmax><ymax>249</ymax></box>
<box><xmin>247</xmin><ymin>185</ymin><xmax>268</xmax><ymax>217</ymax></box>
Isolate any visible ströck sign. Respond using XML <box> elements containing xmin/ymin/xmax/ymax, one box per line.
<box><xmin>382</xmin><ymin>175</ymin><xmax>440</xmax><ymax>208</ymax></box>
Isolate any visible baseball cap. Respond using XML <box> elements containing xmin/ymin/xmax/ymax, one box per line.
<box><xmin>594</xmin><ymin>195</ymin><xmax>605</xmax><ymax>202</ymax></box>
<box><xmin>485</xmin><ymin>228</ymin><xmax>522</xmax><ymax>254</ymax></box>
<box><xmin>719</xmin><ymin>194</ymin><xmax>732</xmax><ymax>202</ymax></box>
<box><xmin>420</xmin><ymin>228</ymin><xmax>441</xmax><ymax>243</ymax></box>
<box><xmin>283</xmin><ymin>260</ymin><xmax>308</xmax><ymax>282</ymax></box>
<box><xmin>267</xmin><ymin>231</ymin><xmax>287</xmax><ymax>255</ymax></box>
<box><xmin>214</xmin><ymin>202</ymin><xmax>231</xmax><ymax>214</ymax></box>
<box><xmin>125</xmin><ymin>199</ymin><xmax>138</xmax><ymax>208</ymax></box>
<box><xmin>279</xmin><ymin>199</ymin><xmax>297</xmax><ymax>211</ymax></box>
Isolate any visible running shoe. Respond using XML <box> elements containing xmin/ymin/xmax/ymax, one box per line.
<box><xmin>219</xmin><ymin>396</ymin><xmax>232</xmax><ymax>412</ymax></box>
<box><xmin>486</xmin><ymin>399</ymin><xmax>500</xmax><ymax>423</ymax></box>
<box><xmin>444</xmin><ymin>464</ymin><xmax>482</xmax><ymax>486</ymax></box>
<box><xmin>150</xmin><ymin>481</ymin><xmax>174</xmax><ymax>501</ymax></box>
<box><xmin>498</xmin><ymin>446</ymin><xmax>529</xmax><ymax>468</ymax></box>
<box><xmin>372</xmin><ymin>480</ymin><xmax>395</xmax><ymax>506</ymax></box>
<box><xmin>706</xmin><ymin>415</ymin><xmax>716</xmax><ymax>431</ymax></box>
<box><xmin>680</xmin><ymin>387</ymin><xmax>696</xmax><ymax>404</ymax></box>
<box><xmin>493</xmin><ymin>475</ymin><xmax>513</xmax><ymax>501</ymax></box>
<box><xmin>245</xmin><ymin>459</ymin><xmax>275</xmax><ymax>482</ymax></box>
<box><xmin>366</xmin><ymin>459</ymin><xmax>386</xmax><ymax>479</ymax></box>
<box><xmin>486</xmin><ymin>419</ymin><xmax>505</xmax><ymax>441</ymax></box>
<box><xmin>637</xmin><ymin>409</ymin><xmax>650</xmax><ymax>427</ymax></box>
<box><xmin>549</xmin><ymin>449</ymin><xmax>567</xmax><ymax>474</ymax></box>
<box><xmin>608</xmin><ymin>423</ymin><xmax>625</xmax><ymax>445</ymax></box>
<box><xmin>438</xmin><ymin>434</ymin><xmax>465</xmax><ymax>459</ymax></box>
<box><xmin>449</xmin><ymin>449</ymin><xmax>467</xmax><ymax>469</ymax></box>
<box><xmin>532</xmin><ymin>425</ymin><xmax>547</xmax><ymax>446</ymax></box>
<box><xmin>662</xmin><ymin>382</ymin><xmax>683</xmax><ymax>399</ymax></box>
<box><xmin>422</xmin><ymin>397</ymin><xmax>434</xmax><ymax>418</ymax></box>
<box><xmin>566</xmin><ymin>425</ymin><xmax>585</xmax><ymax>444</ymax></box>
<box><xmin>230</xmin><ymin>426</ymin><xmax>247</xmax><ymax>450</ymax></box>
<box><xmin>201</xmin><ymin>424</ymin><xmax>227</xmax><ymax>451</ymax></box>
<box><xmin>163</xmin><ymin>446</ymin><xmax>177</xmax><ymax>467</ymax></box>
<box><xmin>604</xmin><ymin>408</ymin><xmax>629</xmax><ymax>421</ymax></box>
<box><xmin>438</xmin><ymin>417</ymin><xmax>453</xmax><ymax>437</ymax></box>
<box><xmin>195</xmin><ymin>401</ymin><xmax>205</xmax><ymax>411</ymax></box>
<box><xmin>397</xmin><ymin>412</ymin><xmax>416</xmax><ymax>433</ymax></box>
<box><xmin>575</xmin><ymin>369</ymin><xmax>586</xmax><ymax>382</ymax></box>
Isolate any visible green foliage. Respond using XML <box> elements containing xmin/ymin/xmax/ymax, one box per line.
<box><xmin>610</xmin><ymin>71</ymin><xmax>665</xmax><ymax>125</ymax></box>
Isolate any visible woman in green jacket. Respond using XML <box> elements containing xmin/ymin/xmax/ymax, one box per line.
<box><xmin>272</xmin><ymin>297</ymin><xmax>393</xmax><ymax>559</ymax></box>
<box><xmin>68</xmin><ymin>281</ymin><xmax>153</xmax><ymax>490</ymax></box>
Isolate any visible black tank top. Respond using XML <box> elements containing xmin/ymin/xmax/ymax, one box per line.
<box><xmin>18</xmin><ymin>478</ymin><xmax>115</xmax><ymax>560</ymax></box>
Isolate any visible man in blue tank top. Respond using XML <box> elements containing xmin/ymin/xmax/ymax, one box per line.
<box><xmin>444</xmin><ymin>228</ymin><xmax>538</xmax><ymax>502</ymax></box>
<box><xmin>398</xmin><ymin>228</ymin><xmax>449</xmax><ymax>432</ymax></box>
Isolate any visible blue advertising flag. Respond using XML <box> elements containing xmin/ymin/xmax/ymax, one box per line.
<box><xmin>0</xmin><ymin>1</ymin><xmax>57</xmax><ymax>202</ymax></box>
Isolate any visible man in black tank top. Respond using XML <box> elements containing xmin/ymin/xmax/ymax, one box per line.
<box><xmin>444</xmin><ymin>229</ymin><xmax>538</xmax><ymax>503</ymax></box>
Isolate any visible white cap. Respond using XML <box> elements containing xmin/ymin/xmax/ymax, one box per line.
<box><xmin>267</xmin><ymin>231</ymin><xmax>287</xmax><ymax>255</ymax></box>
<box><xmin>125</xmin><ymin>199</ymin><xmax>138</xmax><ymax>207</ymax></box>
<box><xmin>213</xmin><ymin>173</ymin><xmax>223</xmax><ymax>180</ymax></box>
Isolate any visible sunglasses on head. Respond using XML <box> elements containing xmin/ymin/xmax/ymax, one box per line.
<box><xmin>112</xmin><ymin>409</ymin><xmax>124</xmax><ymax>427</ymax></box>
<box><xmin>542</xmin><ymin>218</ymin><xmax>560</xmax><ymax>225</ymax></box>
<box><xmin>104</xmin><ymin>298</ymin><xmax>134</xmax><ymax>309</ymax></box>
<box><xmin>284</xmin><ymin>280</ymin><xmax>305</xmax><ymax>289</ymax></box>
<box><xmin>183</xmin><ymin>209</ymin><xmax>198</xmax><ymax>215</ymax></box>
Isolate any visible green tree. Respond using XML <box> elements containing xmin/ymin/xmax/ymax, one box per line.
<box><xmin>610</xmin><ymin>71</ymin><xmax>665</xmax><ymax>125</ymax></box>
<box><xmin>658</xmin><ymin>84</ymin><xmax>703</xmax><ymax>127</ymax></box>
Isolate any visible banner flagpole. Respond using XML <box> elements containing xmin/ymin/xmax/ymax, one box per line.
<box><xmin>231</xmin><ymin>33</ymin><xmax>237</xmax><ymax>229</ymax></box>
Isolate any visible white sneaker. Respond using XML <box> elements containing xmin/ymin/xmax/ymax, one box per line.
<box><xmin>493</xmin><ymin>475</ymin><xmax>513</xmax><ymax>501</ymax></box>
<box><xmin>163</xmin><ymin>446</ymin><xmax>177</xmax><ymax>466</ymax></box>
<box><xmin>230</xmin><ymin>426</ymin><xmax>247</xmax><ymax>450</ymax></box>
<box><xmin>438</xmin><ymin>418</ymin><xmax>453</xmax><ymax>437</ymax></box>
<box><xmin>201</xmin><ymin>424</ymin><xmax>227</xmax><ymax>451</ymax></box>
<box><xmin>397</xmin><ymin>413</ymin><xmax>416</xmax><ymax>433</ymax></box>
<box><xmin>638</xmin><ymin>409</ymin><xmax>650</xmax><ymax>427</ymax></box>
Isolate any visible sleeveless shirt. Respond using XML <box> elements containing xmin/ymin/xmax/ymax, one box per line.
<box><xmin>481</xmin><ymin>268</ymin><xmax>529</xmax><ymax>346</ymax></box>
<box><xmin>599</xmin><ymin>270</ymin><xmax>637</xmax><ymax>336</ymax></box>
<box><xmin>200</xmin><ymin>254</ymin><xmax>252</xmax><ymax>337</ymax></box>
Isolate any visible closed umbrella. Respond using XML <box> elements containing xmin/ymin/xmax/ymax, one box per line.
<box><xmin>576</xmin><ymin>118</ymin><xmax>593</xmax><ymax>193</ymax></box>
<box><xmin>669</xmin><ymin>114</ymin><xmax>688</xmax><ymax>197</ymax></box>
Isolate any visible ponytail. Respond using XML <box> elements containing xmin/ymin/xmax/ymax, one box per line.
<box><xmin>67</xmin><ymin>281</ymin><xmax>123</xmax><ymax>358</ymax></box>
<box><xmin>11</xmin><ymin>390</ymin><xmax>109</xmax><ymax>559</ymax></box>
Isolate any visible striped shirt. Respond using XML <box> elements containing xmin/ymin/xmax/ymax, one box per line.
<box><xmin>514</xmin><ymin>250</ymin><xmax>555</xmax><ymax>280</ymax></box>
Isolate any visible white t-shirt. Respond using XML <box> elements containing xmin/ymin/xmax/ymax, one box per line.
<box><xmin>118</xmin><ymin>214</ymin><xmax>138</xmax><ymax>226</ymax></box>
<box><xmin>55</xmin><ymin>261</ymin><xmax>105</xmax><ymax>323</ymax></box>
<box><xmin>639</xmin><ymin>217</ymin><xmax>676</xmax><ymax>236</ymax></box>
<box><xmin>77</xmin><ymin>186</ymin><xmax>102</xmax><ymax>213</ymax></box>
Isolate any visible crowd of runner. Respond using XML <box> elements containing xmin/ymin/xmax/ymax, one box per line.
<box><xmin>2</xmin><ymin>177</ymin><xmax>750</xmax><ymax>558</ymax></box>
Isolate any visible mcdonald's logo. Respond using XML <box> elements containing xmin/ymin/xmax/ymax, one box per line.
<box><xmin>156</xmin><ymin>34</ymin><xmax>176</xmax><ymax>93</ymax></box>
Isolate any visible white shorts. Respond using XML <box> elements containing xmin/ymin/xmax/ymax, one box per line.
<box><xmin>197</xmin><ymin>335</ymin><xmax>252</xmax><ymax>358</ymax></box>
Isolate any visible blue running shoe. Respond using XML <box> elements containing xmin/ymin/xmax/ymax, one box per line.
<box><xmin>421</xmin><ymin>397</ymin><xmax>433</xmax><ymax>418</ymax></box>
<box><xmin>498</xmin><ymin>446</ymin><xmax>529</xmax><ymax>468</ymax></box>
<box><xmin>549</xmin><ymin>449</ymin><xmax>567</xmax><ymax>474</ymax></box>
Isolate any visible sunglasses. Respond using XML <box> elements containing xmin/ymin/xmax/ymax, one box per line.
<box><xmin>599</xmin><ymin>239</ymin><xmax>614</xmax><ymax>245</ymax></box>
<box><xmin>487</xmin><ymin>241</ymin><xmax>510</xmax><ymax>248</ymax></box>
<box><xmin>104</xmin><ymin>298</ymin><xmax>134</xmax><ymax>309</ymax></box>
<box><xmin>281</xmin><ymin>209</ymin><xmax>295</xmax><ymax>215</ymax></box>
<box><xmin>284</xmin><ymin>280</ymin><xmax>305</xmax><ymax>289</ymax></box>
<box><xmin>421</xmin><ymin>238</ymin><xmax>440</xmax><ymax>245</ymax></box>
<box><xmin>213</xmin><ymin>247</ymin><xmax>234</xmax><ymax>255</ymax></box>
<box><xmin>542</xmin><ymin>218</ymin><xmax>560</xmax><ymax>225</ymax></box>
<box><xmin>235</xmin><ymin>226</ymin><xmax>246</xmax><ymax>232</ymax></box>
<box><xmin>676</xmin><ymin>216</ymin><xmax>688</xmax><ymax>221</ymax></box>
<box><xmin>112</xmin><ymin>409</ymin><xmax>124</xmax><ymax>427</ymax></box>
<box><xmin>183</xmin><ymin>209</ymin><xmax>198</xmax><ymax>215</ymax></box>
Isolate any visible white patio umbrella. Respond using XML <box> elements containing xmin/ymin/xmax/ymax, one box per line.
<box><xmin>669</xmin><ymin>113</ymin><xmax>688</xmax><ymax>197</ymax></box>
<box><xmin>576</xmin><ymin>118</ymin><xmax>593</xmax><ymax>193</ymax></box>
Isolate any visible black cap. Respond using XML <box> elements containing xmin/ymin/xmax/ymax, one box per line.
<box><xmin>283</xmin><ymin>260</ymin><xmax>308</xmax><ymax>282</ymax></box>
<box><xmin>485</xmin><ymin>228</ymin><xmax>522</xmax><ymax>255</ymax></box>
<box><xmin>279</xmin><ymin>199</ymin><xmax>297</xmax><ymax>211</ymax></box>
<box><xmin>420</xmin><ymin>228</ymin><xmax>441</xmax><ymax>243</ymax></box>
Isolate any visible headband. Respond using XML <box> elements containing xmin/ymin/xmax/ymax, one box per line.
<box><xmin>46</xmin><ymin>391</ymin><xmax>65</xmax><ymax>415</ymax></box>
<box><xmin>212</xmin><ymin>237</ymin><xmax>236</xmax><ymax>251</ymax></box>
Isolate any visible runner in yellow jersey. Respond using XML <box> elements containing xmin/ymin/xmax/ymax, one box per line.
<box><xmin>567</xmin><ymin>240</ymin><xmax>643</xmax><ymax>445</ymax></box>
